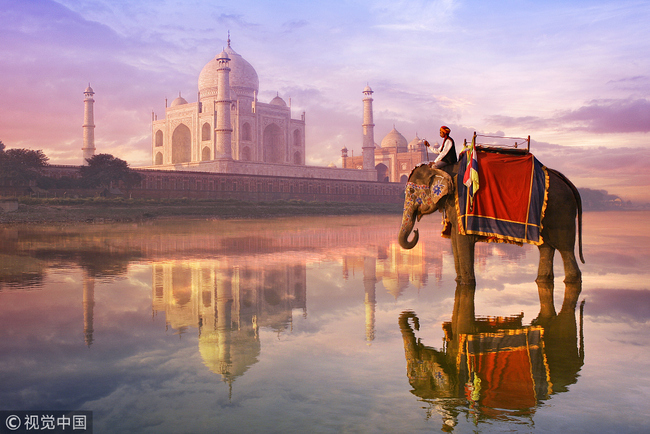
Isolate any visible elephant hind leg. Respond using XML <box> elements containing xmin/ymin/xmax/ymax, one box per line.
<box><xmin>559</xmin><ymin>248</ymin><xmax>582</xmax><ymax>284</ymax></box>
<box><xmin>536</xmin><ymin>243</ymin><xmax>555</xmax><ymax>283</ymax></box>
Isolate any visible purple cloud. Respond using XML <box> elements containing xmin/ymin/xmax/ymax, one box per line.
<box><xmin>606</xmin><ymin>75</ymin><xmax>650</xmax><ymax>92</ymax></box>
<box><xmin>559</xmin><ymin>98</ymin><xmax>650</xmax><ymax>133</ymax></box>
<box><xmin>585</xmin><ymin>288</ymin><xmax>650</xmax><ymax>324</ymax></box>
<box><xmin>487</xmin><ymin>98</ymin><xmax>650</xmax><ymax>134</ymax></box>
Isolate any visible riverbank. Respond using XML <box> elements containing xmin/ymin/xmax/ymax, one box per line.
<box><xmin>0</xmin><ymin>197</ymin><xmax>403</xmax><ymax>224</ymax></box>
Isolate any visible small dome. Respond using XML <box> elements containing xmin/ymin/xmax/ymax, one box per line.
<box><xmin>363</xmin><ymin>85</ymin><xmax>373</xmax><ymax>93</ymax></box>
<box><xmin>381</xmin><ymin>127</ymin><xmax>408</xmax><ymax>152</ymax></box>
<box><xmin>328</xmin><ymin>162</ymin><xmax>337</xmax><ymax>168</ymax></box>
<box><xmin>408</xmin><ymin>134</ymin><xmax>425</xmax><ymax>151</ymax></box>
<box><xmin>170</xmin><ymin>94</ymin><xmax>188</xmax><ymax>106</ymax></box>
<box><xmin>270</xmin><ymin>94</ymin><xmax>287</xmax><ymax>106</ymax></box>
<box><xmin>84</xmin><ymin>85</ymin><xmax>94</xmax><ymax>93</ymax></box>
<box><xmin>217</xmin><ymin>49</ymin><xmax>230</xmax><ymax>60</ymax></box>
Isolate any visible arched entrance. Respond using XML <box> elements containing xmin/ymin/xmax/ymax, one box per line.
<box><xmin>172</xmin><ymin>124</ymin><xmax>191</xmax><ymax>163</ymax></box>
<box><xmin>263</xmin><ymin>123</ymin><xmax>284</xmax><ymax>164</ymax></box>
<box><xmin>376</xmin><ymin>163</ymin><xmax>389</xmax><ymax>182</ymax></box>
<box><xmin>155</xmin><ymin>130</ymin><xmax>163</xmax><ymax>147</ymax></box>
<box><xmin>201</xmin><ymin>146</ymin><xmax>211</xmax><ymax>161</ymax></box>
<box><xmin>201</xmin><ymin>123</ymin><xmax>211</xmax><ymax>141</ymax></box>
<box><xmin>242</xmin><ymin>122</ymin><xmax>252</xmax><ymax>141</ymax></box>
<box><xmin>293</xmin><ymin>129</ymin><xmax>301</xmax><ymax>147</ymax></box>
<box><xmin>241</xmin><ymin>146</ymin><xmax>251</xmax><ymax>161</ymax></box>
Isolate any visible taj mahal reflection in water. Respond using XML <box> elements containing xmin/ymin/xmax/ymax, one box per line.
<box><xmin>151</xmin><ymin>260</ymin><xmax>306</xmax><ymax>386</ymax></box>
<box><xmin>75</xmin><ymin>221</ymin><xmax>441</xmax><ymax>388</ymax></box>
<box><xmin>0</xmin><ymin>214</ymin><xmax>614</xmax><ymax>432</ymax></box>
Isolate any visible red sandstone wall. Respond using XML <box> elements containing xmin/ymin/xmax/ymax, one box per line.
<box><xmin>2</xmin><ymin>165</ymin><xmax>405</xmax><ymax>204</ymax></box>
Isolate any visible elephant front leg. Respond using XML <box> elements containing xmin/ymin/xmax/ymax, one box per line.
<box><xmin>451</xmin><ymin>229</ymin><xmax>476</xmax><ymax>285</ymax></box>
<box><xmin>451</xmin><ymin>228</ymin><xmax>462</xmax><ymax>282</ymax></box>
<box><xmin>535</xmin><ymin>280</ymin><xmax>556</xmax><ymax>324</ymax></box>
<box><xmin>536</xmin><ymin>243</ymin><xmax>555</xmax><ymax>283</ymax></box>
<box><xmin>451</xmin><ymin>283</ymin><xmax>477</xmax><ymax>338</ymax></box>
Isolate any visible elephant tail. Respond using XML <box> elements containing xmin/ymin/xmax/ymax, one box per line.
<box><xmin>548</xmin><ymin>168</ymin><xmax>585</xmax><ymax>264</ymax></box>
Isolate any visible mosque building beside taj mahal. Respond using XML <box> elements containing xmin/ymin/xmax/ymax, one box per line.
<box><xmin>145</xmin><ymin>38</ymin><xmax>430</xmax><ymax>184</ymax></box>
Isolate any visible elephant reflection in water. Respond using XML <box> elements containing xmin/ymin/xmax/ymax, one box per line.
<box><xmin>399</xmin><ymin>281</ymin><xmax>584</xmax><ymax>430</ymax></box>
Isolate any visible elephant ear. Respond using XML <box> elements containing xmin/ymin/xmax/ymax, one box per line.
<box><xmin>428</xmin><ymin>169</ymin><xmax>453</xmax><ymax>204</ymax></box>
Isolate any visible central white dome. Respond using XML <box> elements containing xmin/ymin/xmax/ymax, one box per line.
<box><xmin>198</xmin><ymin>42</ymin><xmax>259</xmax><ymax>97</ymax></box>
<box><xmin>381</xmin><ymin>127</ymin><xmax>408</xmax><ymax>152</ymax></box>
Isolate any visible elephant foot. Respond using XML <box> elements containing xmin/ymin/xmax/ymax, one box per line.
<box><xmin>455</xmin><ymin>276</ymin><xmax>476</xmax><ymax>285</ymax></box>
<box><xmin>563</xmin><ymin>275</ymin><xmax>582</xmax><ymax>284</ymax></box>
<box><xmin>559</xmin><ymin>299</ymin><xmax>579</xmax><ymax>312</ymax></box>
<box><xmin>560</xmin><ymin>281</ymin><xmax>582</xmax><ymax>311</ymax></box>
<box><xmin>531</xmin><ymin>312</ymin><xmax>555</xmax><ymax>327</ymax></box>
<box><xmin>535</xmin><ymin>275</ymin><xmax>554</xmax><ymax>284</ymax></box>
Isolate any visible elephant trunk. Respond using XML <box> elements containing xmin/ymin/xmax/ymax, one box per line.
<box><xmin>399</xmin><ymin>311</ymin><xmax>419</xmax><ymax>360</ymax></box>
<box><xmin>399</xmin><ymin>205</ymin><xmax>419</xmax><ymax>249</ymax></box>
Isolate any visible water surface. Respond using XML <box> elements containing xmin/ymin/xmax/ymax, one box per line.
<box><xmin>1</xmin><ymin>212</ymin><xmax>649</xmax><ymax>433</ymax></box>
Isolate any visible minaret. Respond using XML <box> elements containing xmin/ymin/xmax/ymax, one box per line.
<box><xmin>82</xmin><ymin>84</ymin><xmax>96</xmax><ymax>164</ymax></box>
<box><xmin>361</xmin><ymin>85</ymin><xmax>375</xmax><ymax>171</ymax></box>
<box><xmin>341</xmin><ymin>146</ymin><xmax>349</xmax><ymax>168</ymax></box>
<box><xmin>82</xmin><ymin>274</ymin><xmax>95</xmax><ymax>346</ymax></box>
<box><xmin>363</xmin><ymin>256</ymin><xmax>377</xmax><ymax>343</ymax></box>
<box><xmin>215</xmin><ymin>49</ymin><xmax>233</xmax><ymax>159</ymax></box>
<box><xmin>216</xmin><ymin>268</ymin><xmax>234</xmax><ymax>384</ymax></box>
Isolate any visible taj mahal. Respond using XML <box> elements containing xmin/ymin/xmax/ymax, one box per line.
<box><xmin>142</xmin><ymin>37</ymin><xmax>430</xmax><ymax>183</ymax></box>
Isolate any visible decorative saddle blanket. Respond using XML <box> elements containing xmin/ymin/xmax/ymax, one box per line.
<box><xmin>456</xmin><ymin>150</ymin><xmax>548</xmax><ymax>245</ymax></box>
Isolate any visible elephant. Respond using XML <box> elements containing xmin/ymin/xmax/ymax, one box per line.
<box><xmin>398</xmin><ymin>162</ymin><xmax>584</xmax><ymax>285</ymax></box>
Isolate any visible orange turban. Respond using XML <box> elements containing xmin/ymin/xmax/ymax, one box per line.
<box><xmin>440</xmin><ymin>126</ymin><xmax>451</xmax><ymax>134</ymax></box>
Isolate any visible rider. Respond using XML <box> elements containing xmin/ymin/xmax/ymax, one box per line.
<box><xmin>426</xmin><ymin>126</ymin><xmax>457</xmax><ymax>169</ymax></box>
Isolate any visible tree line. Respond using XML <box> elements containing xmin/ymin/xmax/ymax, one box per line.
<box><xmin>0</xmin><ymin>140</ymin><xmax>142</xmax><ymax>193</ymax></box>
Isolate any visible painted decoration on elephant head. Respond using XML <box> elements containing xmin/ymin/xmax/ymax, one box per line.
<box><xmin>403</xmin><ymin>182</ymin><xmax>430</xmax><ymax>217</ymax></box>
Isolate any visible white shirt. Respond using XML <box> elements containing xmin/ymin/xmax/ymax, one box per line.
<box><xmin>433</xmin><ymin>137</ymin><xmax>453</xmax><ymax>164</ymax></box>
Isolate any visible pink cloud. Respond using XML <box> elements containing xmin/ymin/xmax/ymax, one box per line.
<box><xmin>0</xmin><ymin>0</ymin><xmax>196</xmax><ymax>164</ymax></box>
<box><xmin>585</xmin><ymin>288</ymin><xmax>650</xmax><ymax>324</ymax></box>
<box><xmin>486</xmin><ymin>98</ymin><xmax>650</xmax><ymax>134</ymax></box>
<box><xmin>559</xmin><ymin>98</ymin><xmax>650</xmax><ymax>133</ymax></box>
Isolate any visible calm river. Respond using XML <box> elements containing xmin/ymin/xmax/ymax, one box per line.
<box><xmin>1</xmin><ymin>212</ymin><xmax>649</xmax><ymax>433</ymax></box>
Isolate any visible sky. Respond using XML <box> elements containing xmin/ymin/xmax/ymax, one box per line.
<box><xmin>1</xmin><ymin>0</ymin><xmax>649</xmax><ymax>201</ymax></box>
